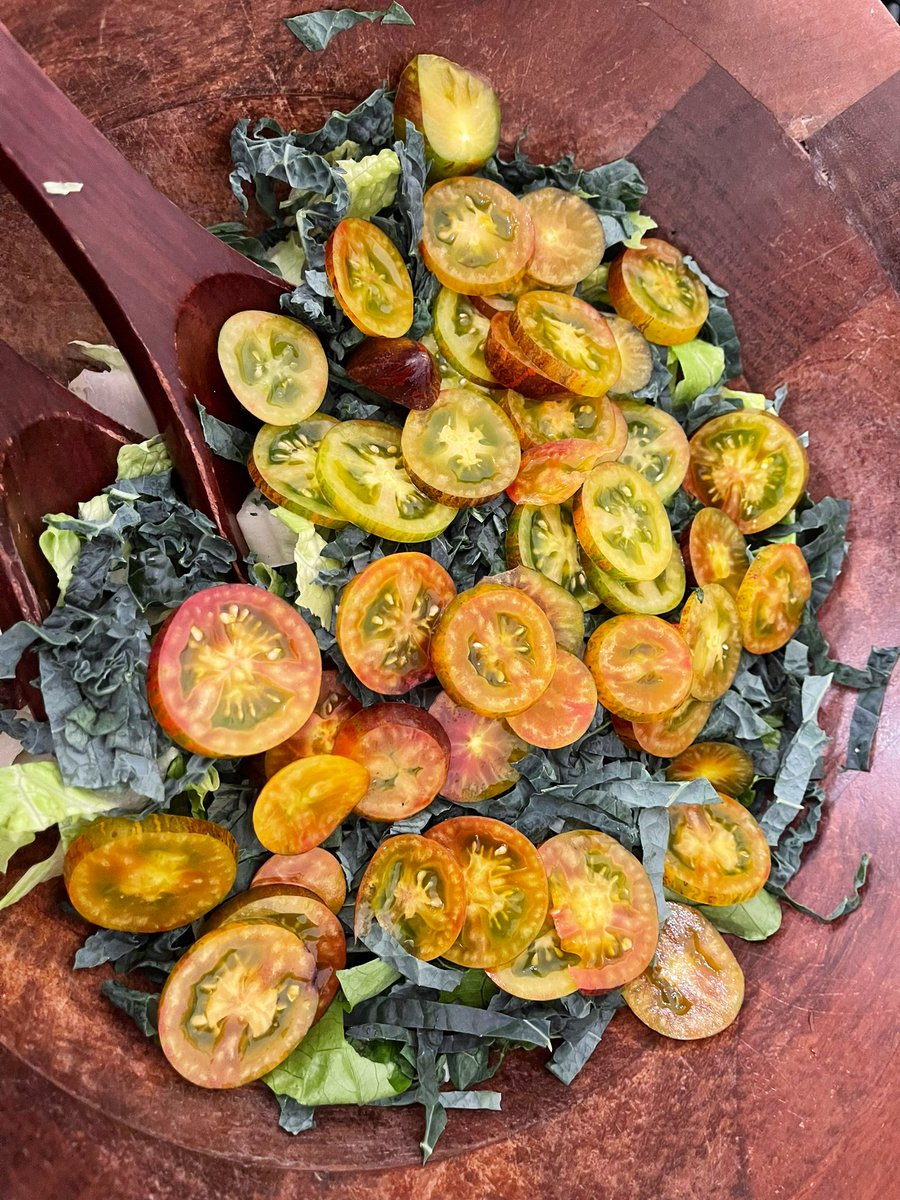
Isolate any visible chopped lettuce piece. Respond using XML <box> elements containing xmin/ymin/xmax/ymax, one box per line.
<box><xmin>667</xmin><ymin>339</ymin><xmax>726</xmax><ymax>405</ymax></box>
<box><xmin>337</xmin><ymin>148</ymin><xmax>401</xmax><ymax>218</ymax></box>
<box><xmin>116</xmin><ymin>436</ymin><xmax>173</xmax><ymax>480</ymax></box>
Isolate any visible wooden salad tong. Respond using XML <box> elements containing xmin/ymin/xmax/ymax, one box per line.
<box><xmin>0</xmin><ymin>21</ymin><xmax>290</xmax><ymax>557</ymax></box>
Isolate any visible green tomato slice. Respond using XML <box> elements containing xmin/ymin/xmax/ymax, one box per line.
<box><xmin>432</xmin><ymin>287</ymin><xmax>498</xmax><ymax>388</ymax></box>
<box><xmin>574</xmin><ymin>461</ymin><xmax>672</xmax><ymax>581</ymax></box>
<box><xmin>315</xmin><ymin>419</ymin><xmax>455</xmax><ymax>542</ymax></box>
<box><xmin>217</xmin><ymin>311</ymin><xmax>328</xmax><ymax>426</ymax></box>
<box><xmin>615</xmin><ymin>401</ymin><xmax>691</xmax><ymax>501</ymax></box>
<box><xmin>506</xmin><ymin>502</ymin><xmax>600</xmax><ymax>611</ymax></box>
<box><xmin>583</xmin><ymin>537</ymin><xmax>686</xmax><ymax>616</ymax></box>
<box><xmin>250</xmin><ymin>416</ymin><xmax>347</xmax><ymax>528</ymax></box>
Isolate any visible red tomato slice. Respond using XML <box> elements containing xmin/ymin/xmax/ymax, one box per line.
<box><xmin>679</xmin><ymin>583</ymin><xmax>742</xmax><ymax>701</ymax></box>
<box><xmin>631</xmin><ymin>695</ymin><xmax>713</xmax><ymax>758</ymax></box>
<box><xmin>506</xmin><ymin>437</ymin><xmax>622</xmax><ymax>506</ymax></box>
<box><xmin>355</xmin><ymin>834</ymin><xmax>467</xmax><ymax>960</ymax></box>
<box><xmin>428</xmin><ymin>690</ymin><xmax>526</xmax><ymax>804</ymax></box>
<box><xmin>426</xmin><ymin>816</ymin><xmax>549</xmax><ymax>968</ymax></box>
<box><xmin>147</xmin><ymin>584</ymin><xmax>321</xmax><ymax>758</ymax></box>
<box><xmin>332</xmin><ymin>702</ymin><xmax>450</xmax><ymax>821</ymax></box>
<box><xmin>683</xmin><ymin>507</ymin><xmax>749</xmax><ymax>598</ymax></box>
<box><xmin>507</xmin><ymin>649</ymin><xmax>597</xmax><ymax>749</ymax></box>
<box><xmin>325</xmin><ymin>217</ymin><xmax>414</xmax><ymax>338</ymax></box>
<box><xmin>264</xmin><ymin>671</ymin><xmax>362</xmax><ymax>777</ymax></box>
<box><xmin>666</xmin><ymin>742</ymin><xmax>755</xmax><ymax>798</ymax></box>
<box><xmin>252</xmin><ymin>849</ymin><xmax>347</xmax><ymax>913</ymax></box>
<box><xmin>736</xmin><ymin>543</ymin><xmax>812</xmax><ymax>654</ymax></box>
<box><xmin>539</xmin><ymin>829</ymin><xmax>658</xmax><ymax>991</ymax></box>
<box><xmin>158</xmin><ymin>922</ymin><xmax>318</xmax><ymax>1088</ymax></box>
<box><xmin>252</xmin><ymin>755</ymin><xmax>370</xmax><ymax>855</ymax></box>
<box><xmin>484</xmin><ymin>565</ymin><xmax>585</xmax><ymax>655</ymax></box>
<box><xmin>336</xmin><ymin>552</ymin><xmax>456</xmax><ymax>694</ymax></box>
<box><xmin>665</xmin><ymin>794</ymin><xmax>771</xmax><ymax>906</ymax></box>
<box><xmin>585</xmin><ymin>615</ymin><xmax>693</xmax><ymax>721</ymax></box>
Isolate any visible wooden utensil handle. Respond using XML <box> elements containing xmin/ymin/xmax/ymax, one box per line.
<box><xmin>0</xmin><ymin>23</ymin><xmax>288</xmax><ymax>553</ymax></box>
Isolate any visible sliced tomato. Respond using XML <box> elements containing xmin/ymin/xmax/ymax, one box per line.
<box><xmin>158</xmin><ymin>922</ymin><xmax>318</xmax><ymax>1087</ymax></box>
<box><xmin>355</xmin><ymin>834</ymin><xmax>467</xmax><ymax>960</ymax></box>
<box><xmin>484</xmin><ymin>311</ymin><xmax>561</xmax><ymax>397</ymax></box>
<box><xmin>401</xmin><ymin>387</ymin><xmax>520</xmax><ymax>506</ymax></box>
<box><xmin>506</xmin><ymin>502</ymin><xmax>601</xmax><ymax>611</ymax></box>
<box><xmin>622</xmin><ymin>903</ymin><xmax>744</xmax><ymax>1039</ymax></box>
<box><xmin>147</xmin><ymin>584</ymin><xmax>321</xmax><ymax>758</ymax></box>
<box><xmin>585</xmin><ymin>614</ymin><xmax>693</xmax><ymax>721</ymax></box>
<box><xmin>487</xmin><ymin>919</ymin><xmax>580</xmax><ymax>1000</ymax></box>
<box><xmin>666</xmin><ymin>742</ymin><xmax>755</xmax><ymax>798</ymax></box>
<box><xmin>631</xmin><ymin>695</ymin><xmax>713</xmax><ymax>758</ymax></box>
<box><xmin>64</xmin><ymin>815</ymin><xmax>237</xmax><ymax>933</ymax></box>
<box><xmin>539</xmin><ymin>829</ymin><xmax>658</xmax><ymax>991</ymax></box>
<box><xmin>335</xmin><ymin>552</ymin><xmax>456</xmax><ymax>694</ymax></box>
<box><xmin>736</xmin><ymin>544</ymin><xmax>812</xmax><ymax>654</ymax></box>
<box><xmin>426</xmin><ymin>816</ymin><xmax>549</xmax><ymax>968</ymax></box>
<box><xmin>484</xmin><ymin>565</ymin><xmax>585</xmax><ymax>655</ymax></box>
<box><xmin>421</xmin><ymin>176</ymin><xmax>534</xmax><ymax>294</ymax></box>
<box><xmin>249</xmin><ymin>416</ymin><xmax>347</xmax><ymax>528</ymax></box>
<box><xmin>252</xmin><ymin>755</ymin><xmax>370</xmax><ymax>855</ymax></box>
<box><xmin>506</xmin><ymin>437</ymin><xmax>621</xmax><ymax>506</ymax></box>
<box><xmin>204</xmin><ymin>882</ymin><xmax>346</xmax><ymax>1019</ymax></box>
<box><xmin>519</xmin><ymin>188</ymin><xmax>605</xmax><ymax>288</ymax></box>
<box><xmin>608</xmin><ymin>239</ymin><xmax>709</xmax><ymax>345</ymax></box>
<box><xmin>264</xmin><ymin>671</ymin><xmax>362</xmax><ymax>776</ymax></box>
<box><xmin>217</xmin><ymin>311</ymin><xmax>328</xmax><ymax>426</ymax></box>
<box><xmin>583</xmin><ymin>537</ymin><xmax>686</xmax><ymax>616</ymax></box>
<box><xmin>432</xmin><ymin>287</ymin><xmax>497</xmax><ymax>388</ymax></box>
<box><xmin>332</xmin><ymin>703</ymin><xmax>450</xmax><ymax>821</ymax></box>
<box><xmin>679</xmin><ymin>583</ymin><xmax>742</xmax><ymax>701</ymax></box>
<box><xmin>509</xmin><ymin>291</ymin><xmax>621</xmax><ymax>397</ymax></box>
<box><xmin>432</xmin><ymin>582</ymin><xmax>557</xmax><ymax>717</ymax></box>
<box><xmin>428</xmin><ymin>690</ymin><xmax>526</xmax><ymax>804</ymax></box>
<box><xmin>252</xmin><ymin>849</ymin><xmax>347</xmax><ymax>913</ymax></box>
<box><xmin>615</xmin><ymin>401</ymin><xmax>690</xmax><ymax>502</ymax></box>
<box><xmin>688</xmin><ymin>409</ymin><xmax>809</xmax><ymax>534</ymax></box>
<box><xmin>316</xmin><ymin>419</ymin><xmax>456</xmax><ymax>542</ymax></box>
<box><xmin>507</xmin><ymin>649</ymin><xmax>597</xmax><ymax>749</ymax></box>
<box><xmin>683</xmin><ymin>507</ymin><xmax>749</xmax><ymax>598</ymax></box>
<box><xmin>665</xmin><ymin>794</ymin><xmax>771</xmax><ymax>906</ymax></box>
<box><xmin>605</xmin><ymin>316</ymin><xmax>653</xmax><ymax>395</ymax></box>
<box><xmin>609</xmin><ymin>713</ymin><xmax>642</xmax><ymax>752</ymax></box>
<box><xmin>325</xmin><ymin>217</ymin><xmax>413</xmax><ymax>338</ymax></box>
<box><xmin>468</xmin><ymin>292</ymin><xmax>517</xmax><ymax>319</ymax></box>
<box><xmin>499</xmin><ymin>389</ymin><xmax>626</xmax><ymax>452</ymax></box>
<box><xmin>574</xmin><ymin>462</ymin><xmax>673</xmax><ymax>582</ymax></box>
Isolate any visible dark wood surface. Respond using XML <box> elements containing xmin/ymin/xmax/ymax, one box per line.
<box><xmin>1</xmin><ymin>1</ymin><xmax>899</xmax><ymax>1197</ymax></box>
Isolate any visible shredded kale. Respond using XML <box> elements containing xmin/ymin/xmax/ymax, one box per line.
<box><xmin>285</xmin><ymin>4</ymin><xmax>413</xmax><ymax>53</ymax></box>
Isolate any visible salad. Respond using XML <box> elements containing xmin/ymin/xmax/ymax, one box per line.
<box><xmin>1</xmin><ymin>38</ymin><xmax>897</xmax><ymax>1164</ymax></box>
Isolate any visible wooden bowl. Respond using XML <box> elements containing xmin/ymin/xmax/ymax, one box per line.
<box><xmin>1</xmin><ymin>2</ymin><xmax>899</xmax><ymax>1197</ymax></box>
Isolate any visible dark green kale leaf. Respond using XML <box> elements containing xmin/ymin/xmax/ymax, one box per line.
<box><xmin>100</xmin><ymin>980</ymin><xmax>159</xmax><ymax>1037</ymax></box>
<box><xmin>767</xmin><ymin>854</ymin><xmax>869</xmax><ymax>923</ymax></box>
<box><xmin>844</xmin><ymin>646</ymin><xmax>900</xmax><ymax>771</ymax></box>
<box><xmin>285</xmin><ymin>3</ymin><xmax>413</xmax><ymax>53</ymax></box>
<box><xmin>196</xmin><ymin>402</ymin><xmax>254</xmax><ymax>464</ymax></box>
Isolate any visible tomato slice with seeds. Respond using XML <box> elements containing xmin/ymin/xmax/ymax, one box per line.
<box><xmin>583</xmin><ymin>537</ymin><xmax>686</xmax><ymax>616</ymax></box>
<box><xmin>421</xmin><ymin>176</ymin><xmax>534</xmax><ymax>295</ymax></box>
<box><xmin>249</xmin><ymin>416</ymin><xmax>347</xmax><ymax>528</ymax></box>
<box><xmin>506</xmin><ymin>437</ymin><xmax>622</xmax><ymax>506</ymax></box>
<box><xmin>519</xmin><ymin>187</ymin><xmax>606</xmax><ymax>288</ymax></box>
<box><xmin>507</xmin><ymin>649</ymin><xmax>597</xmax><ymax>749</ymax></box>
<box><xmin>736</xmin><ymin>543</ymin><xmax>812</xmax><ymax>654</ymax></box>
<box><xmin>432</xmin><ymin>583</ymin><xmax>557</xmax><ymax>717</ymax></box>
<box><xmin>615</xmin><ymin>401</ymin><xmax>690</xmax><ymax>502</ymax></box>
<box><xmin>355</xmin><ymin>834</ymin><xmax>467</xmax><ymax>961</ymax></box>
<box><xmin>252</xmin><ymin>755</ymin><xmax>370</xmax><ymax>855</ymax></box>
<box><xmin>426</xmin><ymin>816</ymin><xmax>549</xmax><ymax>969</ymax></box>
<box><xmin>631</xmin><ymin>695</ymin><xmax>713</xmax><ymax>758</ymax></box>
<box><xmin>499</xmin><ymin>389</ymin><xmax>626</xmax><ymax>452</ymax></box>
<box><xmin>316</xmin><ymin>419</ymin><xmax>456</xmax><ymax>542</ymax></box>
<box><xmin>506</xmin><ymin>502</ymin><xmax>601</xmax><ymax>611</ymax></box>
<box><xmin>401</xmin><ymin>387</ymin><xmax>521</xmax><ymax>506</ymax></box>
<box><xmin>539</xmin><ymin>830</ymin><xmax>659</xmax><ymax>991</ymax></box>
<box><xmin>336</xmin><ymin>552</ymin><xmax>456</xmax><ymax>694</ymax></box>
<box><xmin>665</xmin><ymin>794</ymin><xmax>771</xmax><ymax>906</ymax></box>
<box><xmin>252</xmin><ymin>850</ymin><xmax>348</xmax><ymax>914</ymax></box>
<box><xmin>585</xmin><ymin>614</ymin><xmax>693</xmax><ymax>721</ymax></box>
<box><xmin>487</xmin><ymin>919</ymin><xmax>580</xmax><ymax>1000</ymax></box>
<box><xmin>605</xmin><ymin>316</ymin><xmax>654</xmax><ymax>395</ymax></box>
<box><xmin>147</xmin><ymin>584</ymin><xmax>321</xmax><ymax>758</ymax></box>
<box><xmin>622</xmin><ymin>903</ymin><xmax>744</xmax><ymax>1039</ymax></box>
<box><xmin>204</xmin><ymin>883</ymin><xmax>346</xmax><ymax>1020</ymax></box>
<box><xmin>484</xmin><ymin>565</ymin><xmax>585</xmax><ymax>655</ymax></box>
<box><xmin>574</xmin><ymin>462</ymin><xmax>673</xmax><ymax>582</ymax></box>
<box><xmin>484</xmin><ymin>311</ymin><xmax>561</xmax><ymax>397</ymax></box>
<box><xmin>683</xmin><ymin>507</ymin><xmax>749</xmax><ymax>598</ymax></box>
<box><xmin>158</xmin><ymin>922</ymin><xmax>318</xmax><ymax>1088</ymax></box>
<box><xmin>325</xmin><ymin>217</ymin><xmax>414</xmax><ymax>339</ymax></box>
<box><xmin>332</xmin><ymin>702</ymin><xmax>450</xmax><ymax>822</ymax></box>
<box><xmin>688</xmin><ymin>409</ymin><xmax>809</xmax><ymax>534</ymax></box>
<box><xmin>64</xmin><ymin>815</ymin><xmax>238</xmax><ymax>933</ymax></box>
<box><xmin>432</xmin><ymin>287</ymin><xmax>498</xmax><ymax>388</ymax></box>
<box><xmin>679</xmin><ymin>583</ymin><xmax>742</xmax><ymax>701</ymax></box>
<box><xmin>608</xmin><ymin>239</ymin><xmax>709</xmax><ymax>346</ymax></box>
<box><xmin>666</xmin><ymin>742</ymin><xmax>755</xmax><ymax>798</ymax></box>
<box><xmin>509</xmin><ymin>291</ymin><xmax>621</xmax><ymax>397</ymax></box>
<box><xmin>428</xmin><ymin>690</ymin><xmax>527</xmax><ymax>805</ymax></box>
<box><xmin>264</xmin><ymin>671</ymin><xmax>362</xmax><ymax>776</ymax></box>
<box><xmin>217</xmin><ymin>311</ymin><xmax>328</xmax><ymax>426</ymax></box>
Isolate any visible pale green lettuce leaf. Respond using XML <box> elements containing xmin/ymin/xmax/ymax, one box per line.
<box><xmin>668</xmin><ymin>340</ymin><xmax>726</xmax><ymax>404</ymax></box>
<box><xmin>38</xmin><ymin>523</ymin><xmax>82</xmax><ymax>603</ymax></box>
<box><xmin>0</xmin><ymin>839</ymin><xmax>65</xmax><ymax>911</ymax></box>
<box><xmin>266</xmin><ymin>232</ymin><xmax>307</xmax><ymax>285</ymax></box>
<box><xmin>622</xmin><ymin>211</ymin><xmax>658</xmax><ymax>248</ymax></box>
<box><xmin>337</xmin><ymin>148</ymin><xmax>401</xmax><ymax>218</ymax></box>
<box><xmin>274</xmin><ymin>509</ymin><xmax>337</xmax><ymax>626</ymax></box>
<box><xmin>338</xmin><ymin>958</ymin><xmax>402</xmax><ymax>1009</ymax></box>
<box><xmin>69</xmin><ymin>341</ymin><xmax>127</xmax><ymax>370</ymax></box>
<box><xmin>116</xmin><ymin>436</ymin><xmax>173</xmax><ymax>479</ymax></box>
